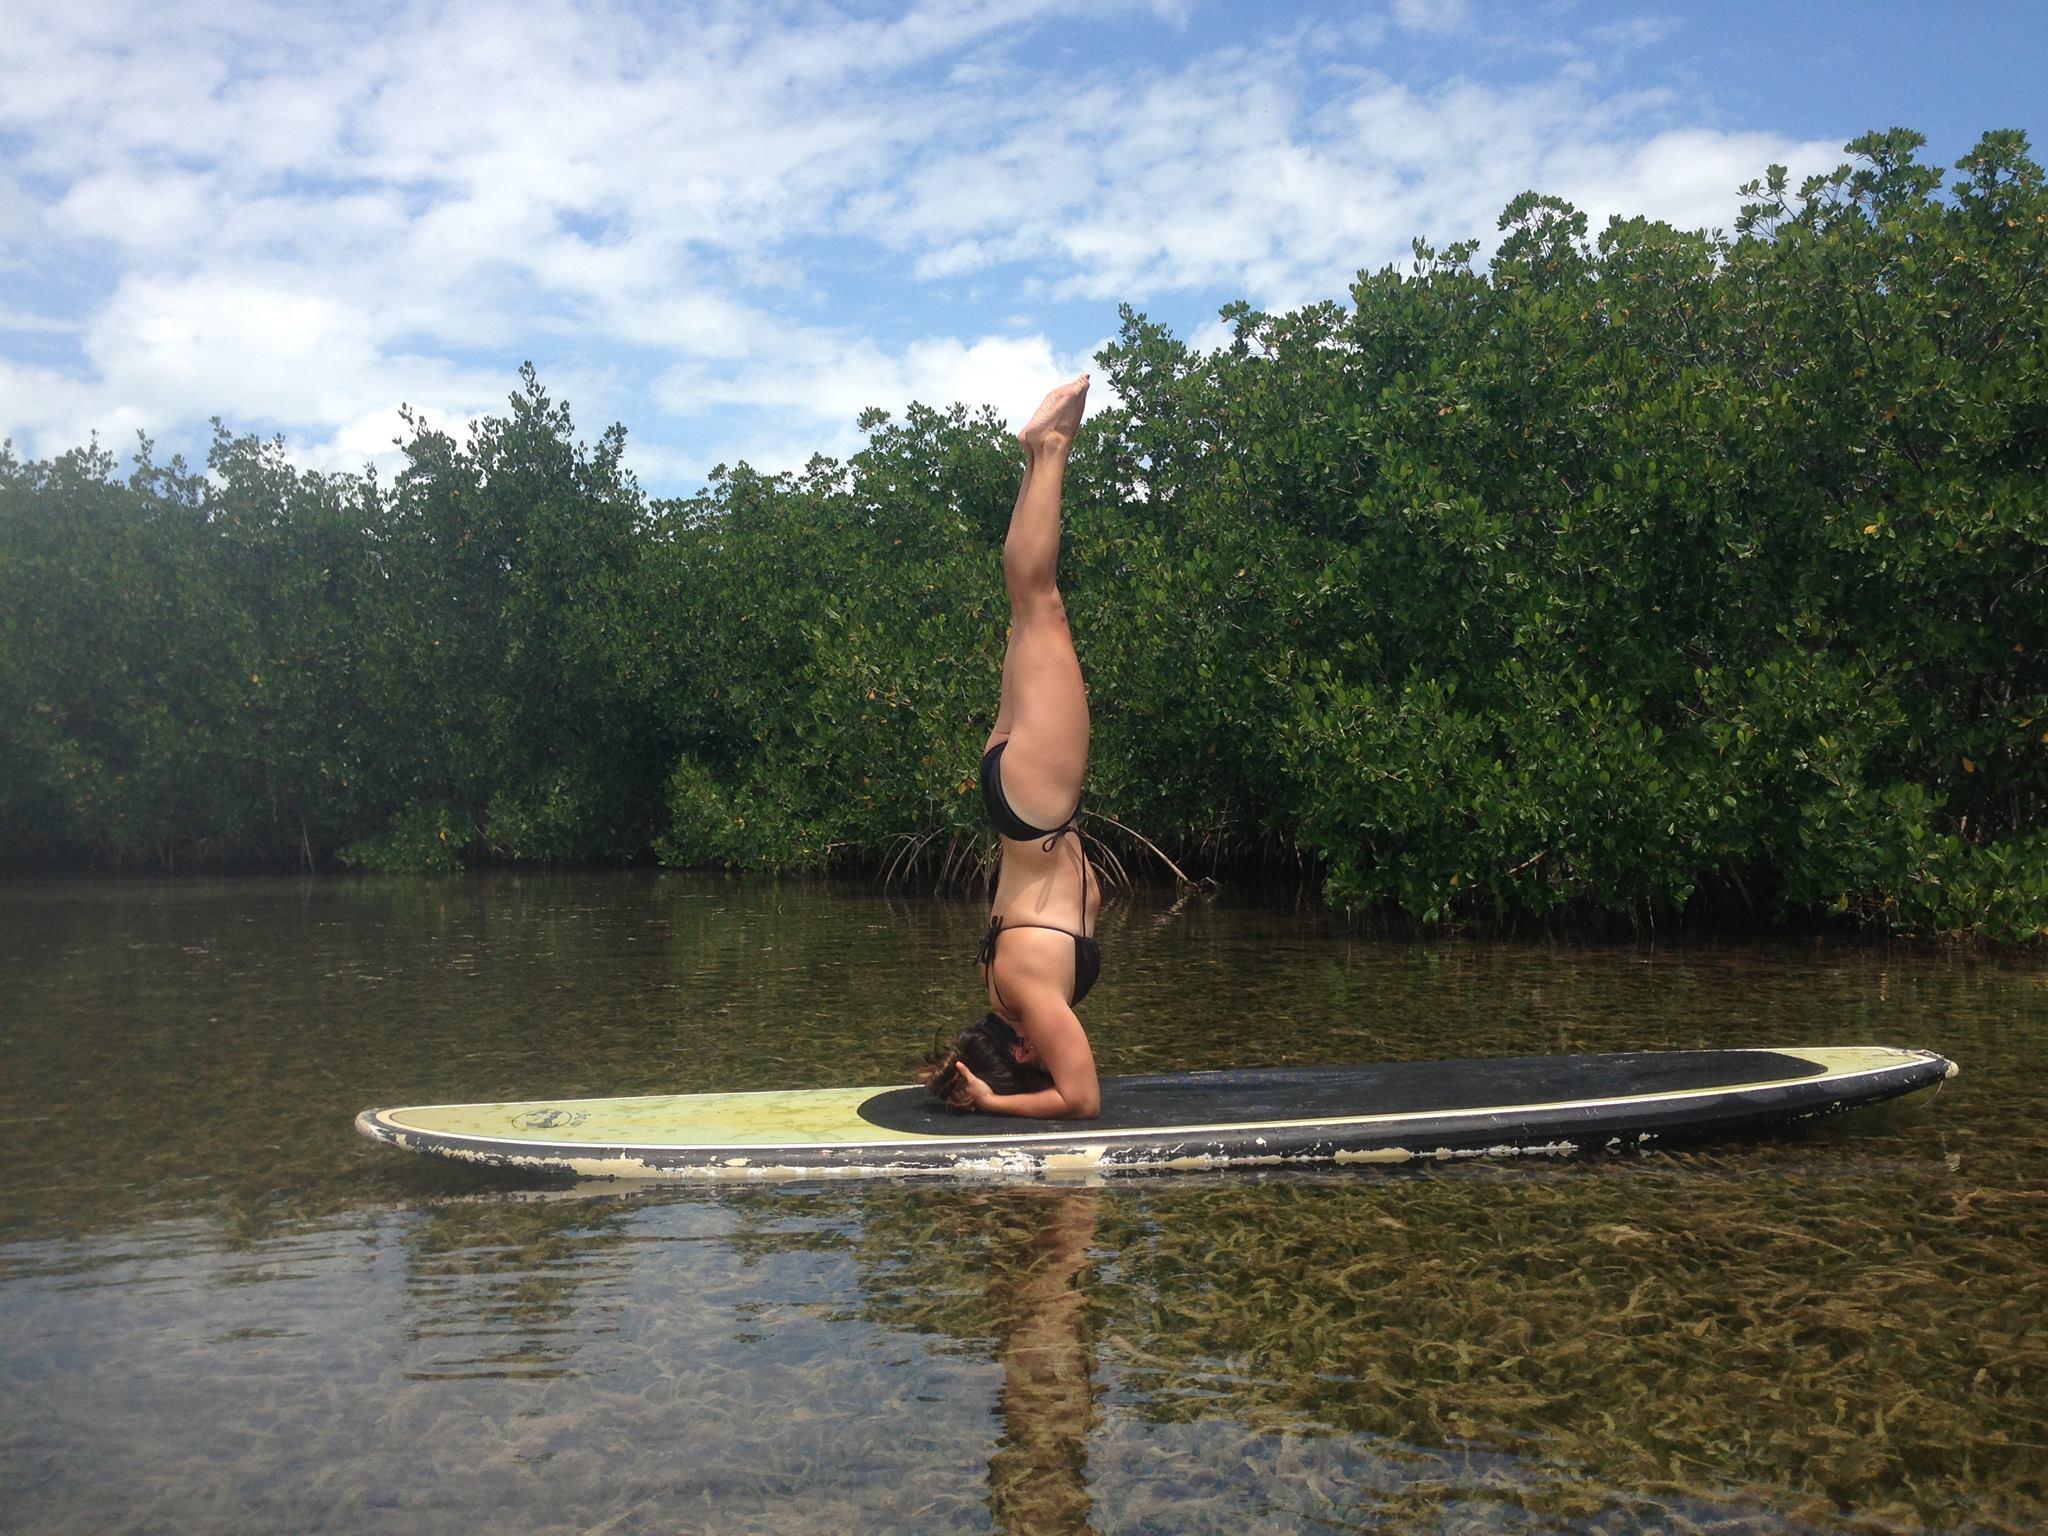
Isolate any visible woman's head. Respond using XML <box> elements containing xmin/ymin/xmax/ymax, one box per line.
<box><xmin>919</xmin><ymin>1012</ymin><xmax>1052</xmax><ymax>1109</ymax></box>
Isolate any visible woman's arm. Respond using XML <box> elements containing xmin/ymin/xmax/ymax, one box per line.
<box><xmin>956</xmin><ymin>989</ymin><xmax>1100</xmax><ymax>1120</ymax></box>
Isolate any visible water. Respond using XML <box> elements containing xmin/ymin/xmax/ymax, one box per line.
<box><xmin>1</xmin><ymin>873</ymin><xmax>2041</xmax><ymax>1533</ymax></box>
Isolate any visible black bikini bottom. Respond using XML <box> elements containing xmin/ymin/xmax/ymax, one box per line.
<box><xmin>980</xmin><ymin>741</ymin><xmax>1080</xmax><ymax>845</ymax></box>
<box><xmin>979</xmin><ymin>917</ymin><xmax>1102</xmax><ymax>1007</ymax></box>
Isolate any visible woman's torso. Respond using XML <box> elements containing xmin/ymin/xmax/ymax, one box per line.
<box><xmin>985</xmin><ymin>836</ymin><xmax>1100</xmax><ymax>1012</ymax></box>
<box><xmin>979</xmin><ymin>737</ymin><xmax>1099</xmax><ymax>1010</ymax></box>
<box><xmin>989</xmin><ymin>836</ymin><xmax>1099</xmax><ymax>935</ymax></box>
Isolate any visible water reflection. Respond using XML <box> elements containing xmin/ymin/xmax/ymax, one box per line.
<box><xmin>986</xmin><ymin>1190</ymin><xmax>1101</xmax><ymax>1534</ymax></box>
<box><xmin>397</xmin><ymin>1193</ymin><xmax>639</xmax><ymax>1380</ymax></box>
<box><xmin>2</xmin><ymin>1153</ymin><xmax>2040</xmax><ymax>1532</ymax></box>
<box><xmin>828</xmin><ymin>1147</ymin><xmax>2039</xmax><ymax>1532</ymax></box>
<box><xmin>1</xmin><ymin>873</ymin><xmax>2043</xmax><ymax>1532</ymax></box>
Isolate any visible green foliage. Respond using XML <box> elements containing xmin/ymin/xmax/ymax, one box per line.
<box><xmin>2</xmin><ymin>128</ymin><xmax>2043</xmax><ymax>940</ymax></box>
<box><xmin>337</xmin><ymin>803</ymin><xmax>464</xmax><ymax>876</ymax></box>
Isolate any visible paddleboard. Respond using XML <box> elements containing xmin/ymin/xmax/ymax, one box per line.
<box><xmin>355</xmin><ymin>1045</ymin><xmax>1955</xmax><ymax>1179</ymax></box>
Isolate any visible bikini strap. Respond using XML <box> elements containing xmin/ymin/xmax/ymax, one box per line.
<box><xmin>984</xmin><ymin>915</ymin><xmax>1081</xmax><ymax>943</ymax></box>
<box><xmin>1068</xmin><ymin>818</ymin><xmax>1095</xmax><ymax>928</ymax></box>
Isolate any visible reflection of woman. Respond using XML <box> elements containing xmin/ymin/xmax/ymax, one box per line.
<box><xmin>986</xmin><ymin>1189</ymin><xmax>1102</xmax><ymax>1535</ymax></box>
<box><xmin>922</xmin><ymin>377</ymin><xmax>1102</xmax><ymax>1120</ymax></box>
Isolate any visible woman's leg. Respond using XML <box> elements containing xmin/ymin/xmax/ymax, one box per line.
<box><xmin>985</xmin><ymin>377</ymin><xmax>1090</xmax><ymax>828</ymax></box>
<box><xmin>985</xmin><ymin>470</ymin><xmax>1033</xmax><ymax>745</ymax></box>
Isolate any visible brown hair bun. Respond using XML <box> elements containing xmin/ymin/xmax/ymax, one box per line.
<box><xmin>918</xmin><ymin>1014</ymin><xmax>1053</xmax><ymax>1110</ymax></box>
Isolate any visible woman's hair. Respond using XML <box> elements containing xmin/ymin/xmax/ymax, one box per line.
<box><xmin>919</xmin><ymin>1013</ymin><xmax>1054</xmax><ymax>1109</ymax></box>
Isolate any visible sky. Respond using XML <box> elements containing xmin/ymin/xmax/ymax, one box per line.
<box><xmin>1</xmin><ymin>0</ymin><xmax>2042</xmax><ymax>496</ymax></box>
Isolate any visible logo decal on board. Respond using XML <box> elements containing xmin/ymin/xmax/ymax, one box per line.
<box><xmin>512</xmin><ymin>1108</ymin><xmax>589</xmax><ymax>1130</ymax></box>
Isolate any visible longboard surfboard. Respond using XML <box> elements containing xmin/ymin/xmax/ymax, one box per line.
<box><xmin>355</xmin><ymin>1045</ymin><xmax>1955</xmax><ymax>1179</ymax></box>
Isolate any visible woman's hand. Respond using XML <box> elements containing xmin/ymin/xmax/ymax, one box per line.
<box><xmin>949</xmin><ymin>991</ymin><xmax>1100</xmax><ymax>1120</ymax></box>
<box><xmin>951</xmin><ymin>1059</ymin><xmax>998</xmax><ymax>1112</ymax></box>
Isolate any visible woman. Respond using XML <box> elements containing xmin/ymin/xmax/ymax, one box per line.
<box><xmin>920</xmin><ymin>374</ymin><xmax>1102</xmax><ymax>1119</ymax></box>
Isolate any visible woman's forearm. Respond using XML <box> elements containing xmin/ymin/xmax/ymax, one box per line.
<box><xmin>981</xmin><ymin>1086</ymin><xmax>1099</xmax><ymax>1120</ymax></box>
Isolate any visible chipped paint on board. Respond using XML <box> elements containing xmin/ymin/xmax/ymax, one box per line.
<box><xmin>1331</xmin><ymin>1146</ymin><xmax>1417</xmax><ymax>1166</ymax></box>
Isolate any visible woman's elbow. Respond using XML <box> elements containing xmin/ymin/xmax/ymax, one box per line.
<box><xmin>1065</xmin><ymin>1090</ymin><xmax>1101</xmax><ymax>1120</ymax></box>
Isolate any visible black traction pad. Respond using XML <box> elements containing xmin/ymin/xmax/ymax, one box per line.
<box><xmin>855</xmin><ymin>1049</ymin><xmax>1825</xmax><ymax>1138</ymax></box>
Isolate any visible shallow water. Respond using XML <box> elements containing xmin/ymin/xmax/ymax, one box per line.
<box><xmin>0</xmin><ymin>872</ymin><xmax>2041</xmax><ymax>1534</ymax></box>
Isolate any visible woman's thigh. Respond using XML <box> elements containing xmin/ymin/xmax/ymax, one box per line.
<box><xmin>990</xmin><ymin>600</ymin><xmax>1089</xmax><ymax>825</ymax></box>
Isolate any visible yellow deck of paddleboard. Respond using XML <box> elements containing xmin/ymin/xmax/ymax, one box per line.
<box><xmin>377</xmin><ymin>1085</ymin><xmax>901</xmax><ymax>1146</ymax></box>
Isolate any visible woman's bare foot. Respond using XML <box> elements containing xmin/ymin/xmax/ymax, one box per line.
<box><xmin>1018</xmin><ymin>374</ymin><xmax>1089</xmax><ymax>459</ymax></box>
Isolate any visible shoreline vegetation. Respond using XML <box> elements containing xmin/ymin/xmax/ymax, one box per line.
<box><xmin>2</xmin><ymin>129</ymin><xmax>2043</xmax><ymax>942</ymax></box>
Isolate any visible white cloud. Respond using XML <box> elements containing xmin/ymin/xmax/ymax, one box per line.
<box><xmin>849</xmin><ymin>54</ymin><xmax>1841</xmax><ymax>312</ymax></box>
<box><xmin>0</xmin><ymin>356</ymin><xmax>152</xmax><ymax>462</ymax></box>
<box><xmin>1186</xmin><ymin>316</ymin><xmax>1238</xmax><ymax>353</ymax></box>
<box><xmin>0</xmin><ymin>0</ymin><xmax>1852</xmax><ymax>486</ymax></box>
<box><xmin>53</xmin><ymin>168</ymin><xmax>221</xmax><ymax>254</ymax></box>
<box><xmin>1390</xmin><ymin>0</ymin><xmax>1471</xmax><ymax>35</ymax></box>
<box><xmin>1552</xmin><ymin>126</ymin><xmax>1825</xmax><ymax>241</ymax></box>
<box><xmin>651</xmin><ymin>326</ymin><xmax>1100</xmax><ymax>474</ymax></box>
<box><xmin>0</xmin><ymin>307</ymin><xmax>77</xmax><ymax>335</ymax></box>
<box><xmin>1587</xmin><ymin>16</ymin><xmax>1686</xmax><ymax>54</ymax></box>
<box><xmin>290</xmin><ymin>403</ymin><xmax>490</xmax><ymax>483</ymax></box>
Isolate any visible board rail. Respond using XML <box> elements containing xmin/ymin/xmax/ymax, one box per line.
<box><xmin>355</xmin><ymin>1045</ymin><xmax>1956</xmax><ymax>1181</ymax></box>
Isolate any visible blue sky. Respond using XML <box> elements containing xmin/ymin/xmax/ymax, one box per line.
<box><xmin>2</xmin><ymin>0</ymin><xmax>2041</xmax><ymax>495</ymax></box>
